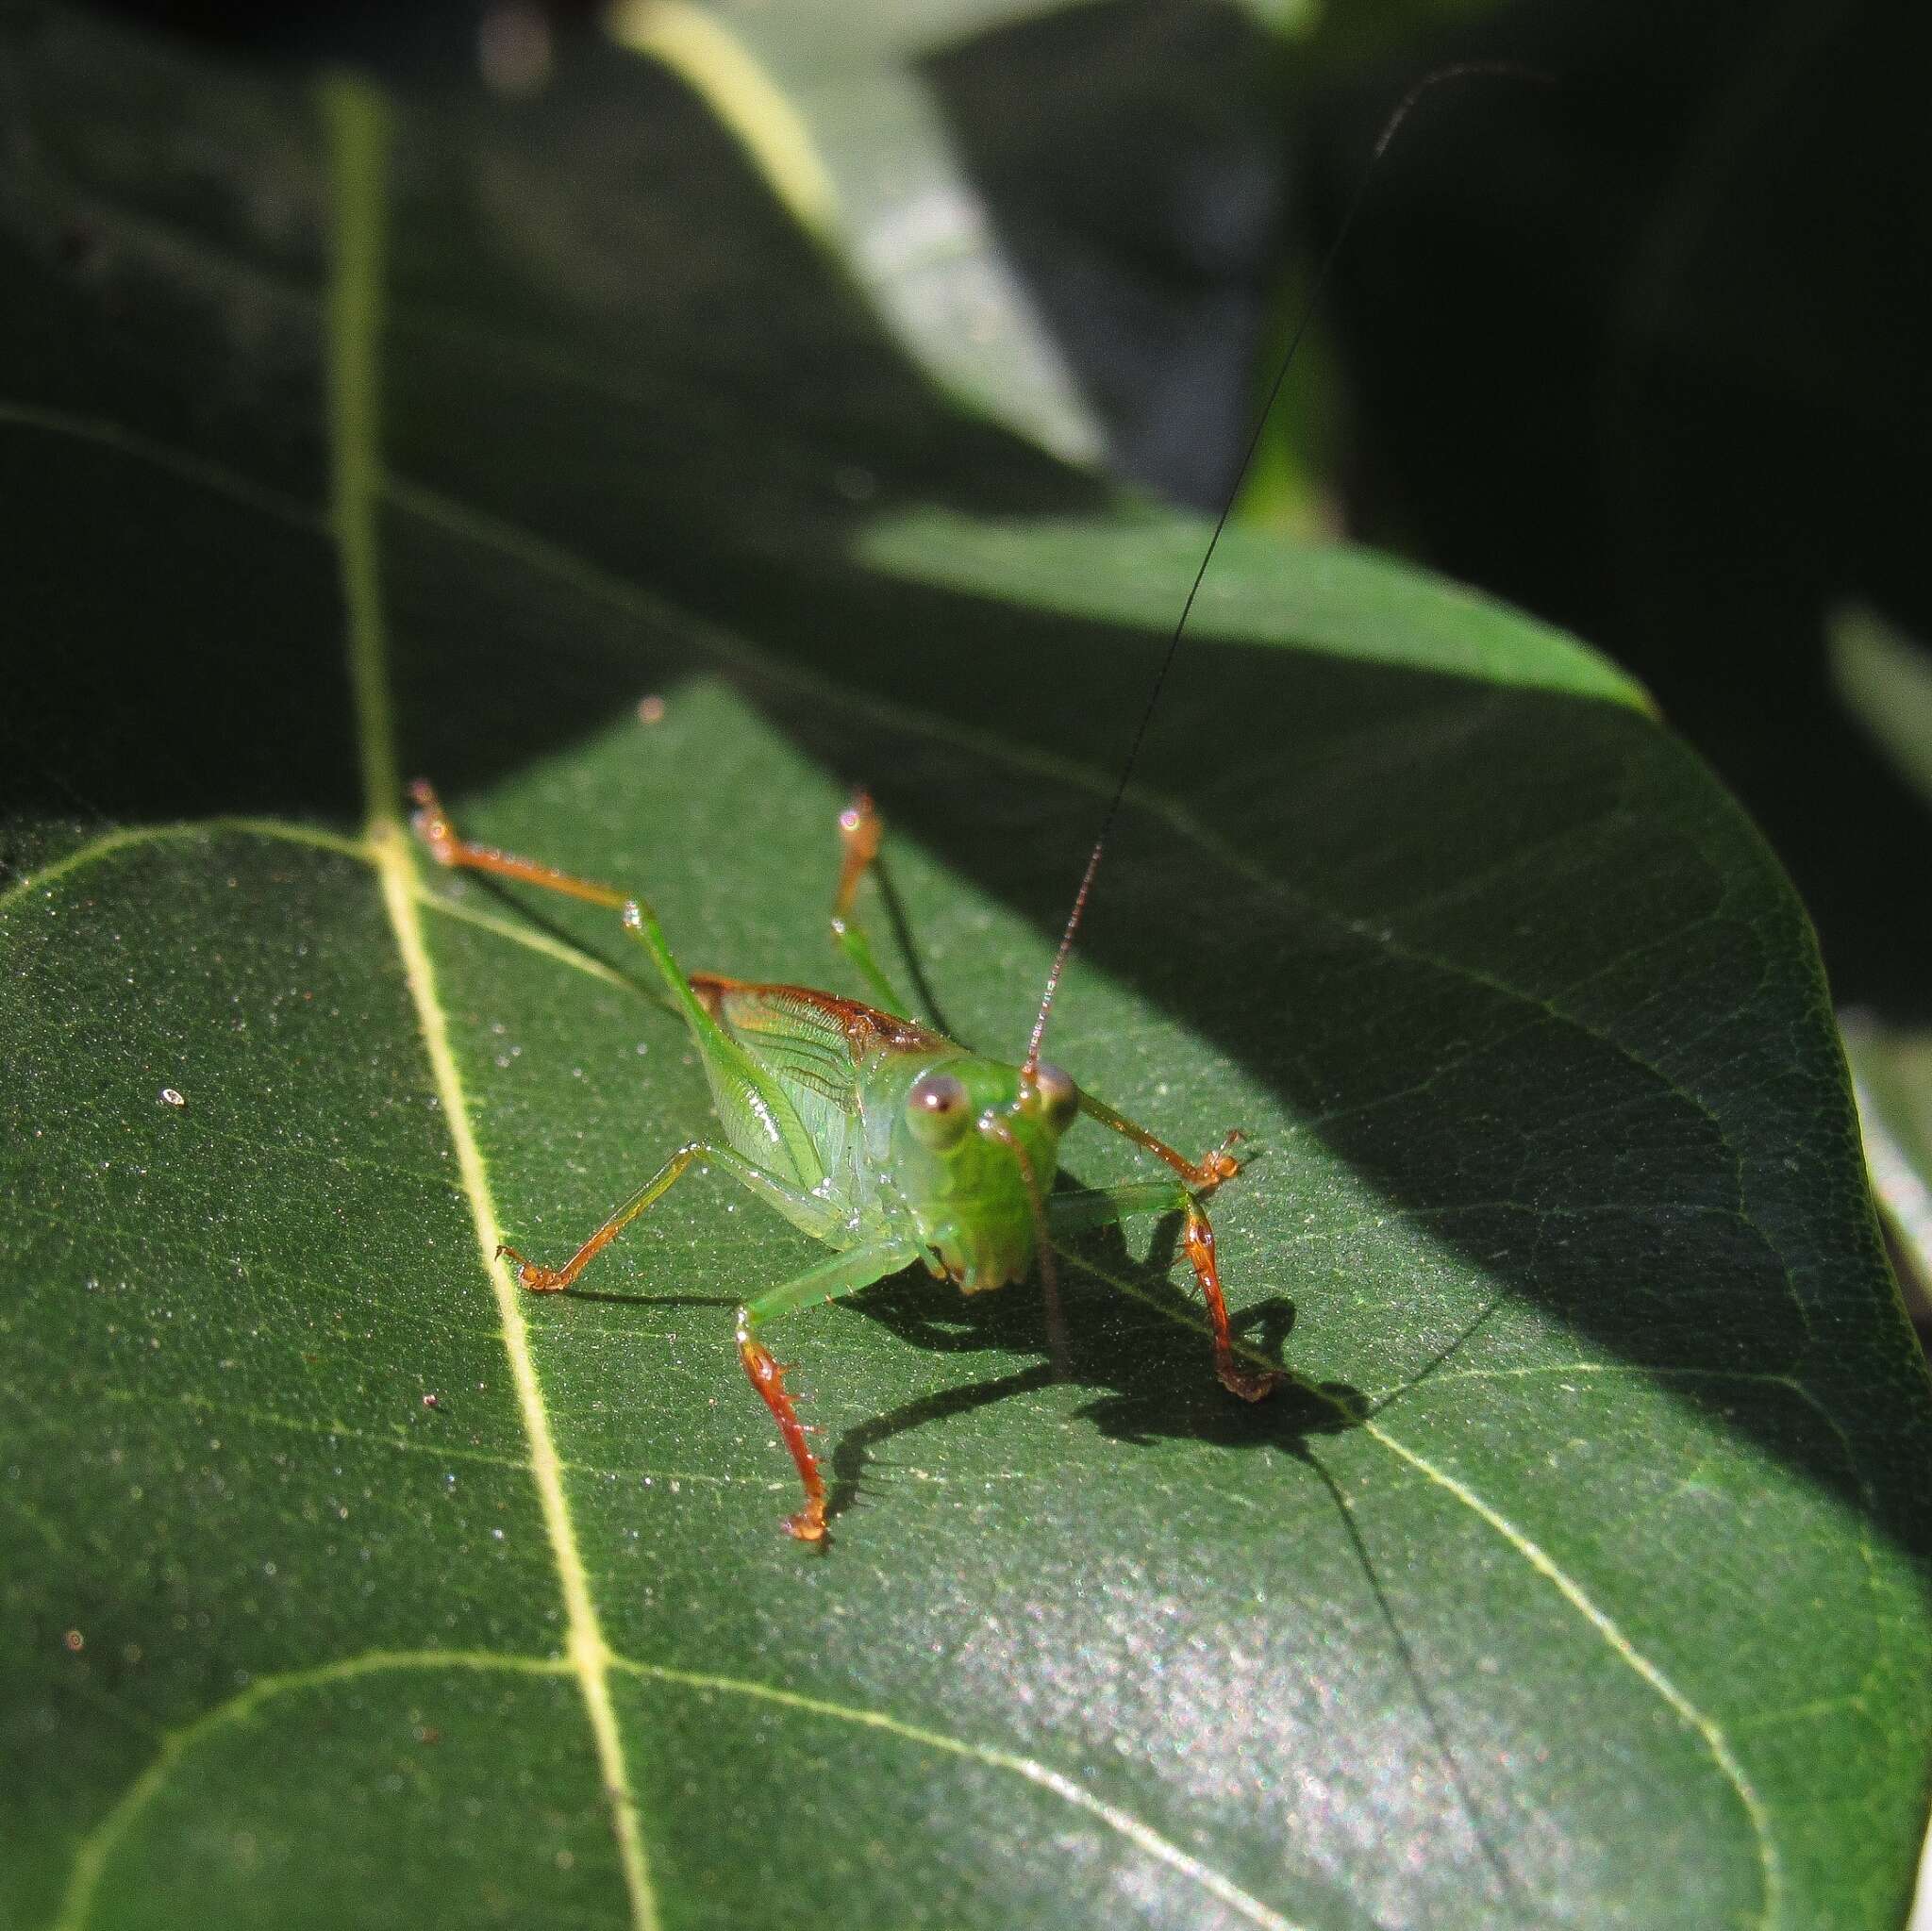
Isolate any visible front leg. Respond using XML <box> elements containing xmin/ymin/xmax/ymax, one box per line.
<box><xmin>736</xmin><ymin>1235</ymin><xmax>919</xmax><ymax>1543</ymax></box>
<box><xmin>1075</xmin><ymin>1089</ymin><xmax>1243</xmax><ymax>1192</ymax></box>
<box><xmin>502</xmin><ymin>1140</ymin><xmax>846</xmax><ymax>1293</ymax></box>
<box><xmin>1047</xmin><ymin>1181</ymin><xmax>1283</xmax><ymax>1403</ymax></box>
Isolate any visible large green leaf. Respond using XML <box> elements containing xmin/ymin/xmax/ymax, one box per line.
<box><xmin>4</xmin><ymin>10</ymin><xmax>1929</xmax><ymax>1931</ymax></box>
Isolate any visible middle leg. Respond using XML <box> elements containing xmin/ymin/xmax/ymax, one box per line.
<box><xmin>501</xmin><ymin>1140</ymin><xmax>847</xmax><ymax>1293</ymax></box>
<box><xmin>736</xmin><ymin>1233</ymin><xmax>920</xmax><ymax>1543</ymax></box>
<box><xmin>1076</xmin><ymin>1089</ymin><xmax>1245</xmax><ymax>1193</ymax></box>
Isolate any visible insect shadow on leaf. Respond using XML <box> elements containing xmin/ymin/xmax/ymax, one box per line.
<box><xmin>828</xmin><ymin>1202</ymin><xmax>1364</xmax><ymax>1529</ymax></box>
<box><xmin>1298</xmin><ymin>1447</ymin><xmax>1525</xmax><ymax>1903</ymax></box>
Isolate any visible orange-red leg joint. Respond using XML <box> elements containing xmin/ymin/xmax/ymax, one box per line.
<box><xmin>1188</xmin><ymin>1130</ymin><xmax>1246</xmax><ymax>1192</ymax></box>
<box><xmin>833</xmin><ymin>791</ymin><xmax>884</xmax><ymax>925</ymax></box>
<box><xmin>1183</xmin><ymin>1204</ymin><xmax>1281</xmax><ymax>1404</ymax></box>
<box><xmin>739</xmin><ymin>1334</ymin><xmax>828</xmax><ymax>1542</ymax></box>
<box><xmin>496</xmin><ymin>1243</ymin><xmax>569</xmax><ymax>1292</ymax></box>
<box><xmin>407</xmin><ymin>778</ymin><xmax>629</xmax><ymax>909</ymax></box>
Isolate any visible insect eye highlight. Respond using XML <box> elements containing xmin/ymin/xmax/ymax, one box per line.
<box><xmin>907</xmin><ymin>1070</ymin><xmax>971</xmax><ymax>1148</ymax></box>
<box><xmin>1032</xmin><ymin>1061</ymin><xmax>1079</xmax><ymax>1127</ymax></box>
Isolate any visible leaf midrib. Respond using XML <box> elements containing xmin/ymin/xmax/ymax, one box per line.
<box><xmin>315</xmin><ymin>73</ymin><xmax>662</xmax><ymax>1931</ymax></box>
<box><xmin>308</xmin><ymin>69</ymin><xmax>1336</xmax><ymax>1931</ymax></box>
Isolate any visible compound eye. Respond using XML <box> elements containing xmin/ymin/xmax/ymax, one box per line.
<box><xmin>907</xmin><ymin>1070</ymin><xmax>971</xmax><ymax>1149</ymax></box>
<box><xmin>1033</xmin><ymin>1061</ymin><xmax>1078</xmax><ymax>1127</ymax></box>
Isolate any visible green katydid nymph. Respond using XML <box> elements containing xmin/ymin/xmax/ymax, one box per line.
<box><xmin>410</xmin><ymin>65</ymin><xmax>1532</xmax><ymax>1544</ymax></box>
<box><xmin>409</xmin><ymin>780</ymin><xmax>1281</xmax><ymax>1544</ymax></box>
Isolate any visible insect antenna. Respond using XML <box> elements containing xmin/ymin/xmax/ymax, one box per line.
<box><xmin>1024</xmin><ymin>59</ymin><xmax>1550</xmax><ymax>1077</ymax></box>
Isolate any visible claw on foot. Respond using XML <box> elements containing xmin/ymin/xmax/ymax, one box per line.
<box><xmin>784</xmin><ymin>1504</ymin><xmax>829</xmax><ymax>1543</ymax></box>
<box><xmin>1217</xmin><ymin>1357</ymin><xmax>1285</xmax><ymax>1404</ymax></box>
<box><xmin>741</xmin><ymin>1336</ymin><xmax>830</xmax><ymax>1544</ymax></box>
<box><xmin>408</xmin><ymin>778</ymin><xmax>456</xmax><ymax>863</ymax></box>
<box><xmin>1191</xmin><ymin>1130</ymin><xmax>1245</xmax><ymax>1190</ymax></box>
<box><xmin>496</xmin><ymin>1243</ymin><xmax>567</xmax><ymax>1291</ymax></box>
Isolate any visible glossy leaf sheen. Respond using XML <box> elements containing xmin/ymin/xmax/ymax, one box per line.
<box><xmin>4</xmin><ymin>11</ymin><xmax>1930</xmax><ymax>1931</ymax></box>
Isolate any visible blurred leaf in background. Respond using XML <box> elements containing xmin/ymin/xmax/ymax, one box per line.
<box><xmin>1833</xmin><ymin>605</ymin><xmax>1932</xmax><ymax>1332</ymax></box>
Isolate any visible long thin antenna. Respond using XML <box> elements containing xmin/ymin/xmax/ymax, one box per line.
<box><xmin>1024</xmin><ymin>60</ymin><xmax>1549</xmax><ymax>1075</ymax></box>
